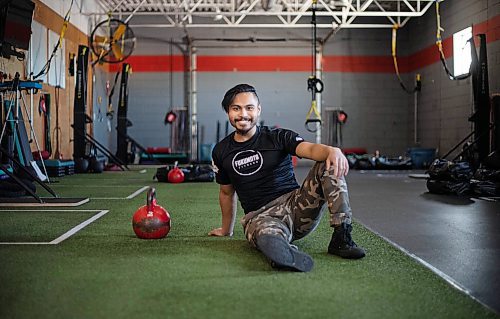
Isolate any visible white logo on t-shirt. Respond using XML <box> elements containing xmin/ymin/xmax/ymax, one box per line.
<box><xmin>232</xmin><ymin>150</ymin><xmax>263</xmax><ymax>176</ymax></box>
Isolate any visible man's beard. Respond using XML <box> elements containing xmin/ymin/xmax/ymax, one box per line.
<box><xmin>233</xmin><ymin>117</ymin><xmax>256</xmax><ymax>136</ymax></box>
<box><xmin>236</xmin><ymin>127</ymin><xmax>253</xmax><ymax>135</ymax></box>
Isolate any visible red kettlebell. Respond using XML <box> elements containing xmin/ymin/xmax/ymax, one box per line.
<box><xmin>168</xmin><ymin>162</ymin><xmax>185</xmax><ymax>183</ymax></box>
<box><xmin>132</xmin><ymin>187</ymin><xmax>171</xmax><ymax>239</ymax></box>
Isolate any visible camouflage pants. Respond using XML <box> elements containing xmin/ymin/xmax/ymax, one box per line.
<box><xmin>241</xmin><ymin>162</ymin><xmax>352</xmax><ymax>247</ymax></box>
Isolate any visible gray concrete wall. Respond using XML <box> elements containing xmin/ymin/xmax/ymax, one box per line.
<box><xmin>322</xmin><ymin>27</ymin><xmax>412</xmax><ymax>155</ymax></box>
<box><xmin>123</xmin><ymin>31</ymin><xmax>413</xmax><ymax>157</ymax></box>
<box><xmin>196</xmin><ymin>71</ymin><xmax>314</xmax><ymax>143</ymax></box>
<box><xmin>406</xmin><ymin>0</ymin><xmax>499</xmax><ymax>156</ymax></box>
<box><xmin>102</xmin><ymin>0</ymin><xmax>498</xmax><ymax>160</ymax></box>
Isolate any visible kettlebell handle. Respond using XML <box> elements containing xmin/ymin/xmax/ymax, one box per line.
<box><xmin>147</xmin><ymin>187</ymin><xmax>157</xmax><ymax>210</ymax></box>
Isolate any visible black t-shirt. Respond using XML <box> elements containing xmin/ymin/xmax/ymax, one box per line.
<box><xmin>212</xmin><ymin>126</ymin><xmax>305</xmax><ymax>213</ymax></box>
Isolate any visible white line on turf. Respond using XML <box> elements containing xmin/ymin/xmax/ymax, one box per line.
<box><xmin>49</xmin><ymin>185</ymin><xmax>144</xmax><ymax>188</ymax></box>
<box><xmin>0</xmin><ymin>209</ymin><xmax>102</xmax><ymax>213</ymax></box>
<box><xmin>93</xmin><ymin>186</ymin><xmax>149</xmax><ymax>200</ymax></box>
<box><xmin>0</xmin><ymin>209</ymin><xmax>109</xmax><ymax>245</ymax></box>
<box><xmin>50</xmin><ymin>210</ymin><xmax>109</xmax><ymax>244</ymax></box>
<box><xmin>126</xmin><ymin>186</ymin><xmax>149</xmax><ymax>199</ymax></box>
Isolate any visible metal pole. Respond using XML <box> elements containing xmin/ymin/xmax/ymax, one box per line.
<box><xmin>316</xmin><ymin>43</ymin><xmax>322</xmax><ymax>144</ymax></box>
<box><xmin>190</xmin><ymin>45</ymin><xmax>198</xmax><ymax>161</ymax></box>
<box><xmin>29</xmin><ymin>36</ymin><xmax>34</xmax><ymax>140</ymax></box>
<box><xmin>414</xmin><ymin>88</ymin><xmax>418</xmax><ymax>144</ymax></box>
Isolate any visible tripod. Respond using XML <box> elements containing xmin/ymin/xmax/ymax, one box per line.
<box><xmin>0</xmin><ymin>73</ymin><xmax>53</xmax><ymax>200</ymax></box>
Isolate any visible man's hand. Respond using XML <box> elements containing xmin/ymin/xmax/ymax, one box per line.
<box><xmin>208</xmin><ymin>227</ymin><xmax>233</xmax><ymax>237</ymax></box>
<box><xmin>296</xmin><ymin>142</ymin><xmax>349</xmax><ymax>178</ymax></box>
<box><xmin>325</xmin><ymin>146</ymin><xmax>349</xmax><ymax>178</ymax></box>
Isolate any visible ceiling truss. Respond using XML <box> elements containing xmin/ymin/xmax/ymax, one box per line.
<box><xmin>93</xmin><ymin>0</ymin><xmax>439</xmax><ymax>29</ymax></box>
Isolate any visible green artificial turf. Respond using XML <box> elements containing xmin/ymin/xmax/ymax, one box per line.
<box><xmin>0</xmin><ymin>169</ymin><xmax>497</xmax><ymax>319</ymax></box>
<box><xmin>0</xmin><ymin>210</ymin><xmax>96</xmax><ymax>242</ymax></box>
<box><xmin>45</xmin><ymin>184</ymin><xmax>148</xmax><ymax>198</ymax></box>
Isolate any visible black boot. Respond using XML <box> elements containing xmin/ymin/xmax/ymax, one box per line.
<box><xmin>256</xmin><ymin>235</ymin><xmax>314</xmax><ymax>272</ymax></box>
<box><xmin>328</xmin><ymin>223</ymin><xmax>365</xmax><ymax>259</ymax></box>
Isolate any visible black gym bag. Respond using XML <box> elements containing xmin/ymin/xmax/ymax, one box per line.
<box><xmin>471</xmin><ymin>168</ymin><xmax>500</xmax><ymax>196</ymax></box>
<box><xmin>154</xmin><ymin>164</ymin><xmax>215</xmax><ymax>183</ymax></box>
<box><xmin>426</xmin><ymin>159</ymin><xmax>474</xmax><ymax>196</ymax></box>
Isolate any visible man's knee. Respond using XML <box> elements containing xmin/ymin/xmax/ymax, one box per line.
<box><xmin>293</xmin><ymin>211</ymin><xmax>324</xmax><ymax>240</ymax></box>
<box><xmin>245</xmin><ymin>217</ymin><xmax>290</xmax><ymax>247</ymax></box>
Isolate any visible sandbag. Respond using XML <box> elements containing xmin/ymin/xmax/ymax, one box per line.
<box><xmin>154</xmin><ymin>164</ymin><xmax>215</xmax><ymax>183</ymax></box>
<box><xmin>346</xmin><ymin>154</ymin><xmax>375</xmax><ymax>170</ymax></box>
<box><xmin>472</xmin><ymin>168</ymin><xmax>500</xmax><ymax>196</ymax></box>
<box><xmin>473</xmin><ymin>168</ymin><xmax>500</xmax><ymax>182</ymax></box>
<box><xmin>154</xmin><ymin>166</ymin><xmax>172</xmax><ymax>182</ymax></box>
<box><xmin>426</xmin><ymin>159</ymin><xmax>473</xmax><ymax>195</ymax></box>
<box><xmin>427</xmin><ymin>159</ymin><xmax>473</xmax><ymax>181</ymax></box>
<box><xmin>472</xmin><ymin>180</ymin><xmax>500</xmax><ymax>196</ymax></box>
<box><xmin>183</xmin><ymin>165</ymin><xmax>215</xmax><ymax>182</ymax></box>
<box><xmin>426</xmin><ymin>179</ymin><xmax>472</xmax><ymax>196</ymax></box>
<box><xmin>375</xmin><ymin>156</ymin><xmax>412</xmax><ymax>170</ymax></box>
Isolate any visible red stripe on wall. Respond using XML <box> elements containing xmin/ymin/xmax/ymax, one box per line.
<box><xmin>109</xmin><ymin>55</ymin><xmax>186</xmax><ymax>73</ymax></box>
<box><xmin>114</xmin><ymin>14</ymin><xmax>499</xmax><ymax>74</ymax></box>
<box><xmin>116</xmin><ymin>55</ymin><xmax>408</xmax><ymax>73</ymax></box>
<box><xmin>474</xmin><ymin>14</ymin><xmax>500</xmax><ymax>44</ymax></box>
<box><xmin>322</xmin><ymin>56</ymin><xmax>404</xmax><ymax>73</ymax></box>
<box><xmin>406</xmin><ymin>14</ymin><xmax>500</xmax><ymax>70</ymax></box>
<box><xmin>198</xmin><ymin>56</ymin><xmax>311</xmax><ymax>72</ymax></box>
<box><xmin>406</xmin><ymin>38</ymin><xmax>449</xmax><ymax>71</ymax></box>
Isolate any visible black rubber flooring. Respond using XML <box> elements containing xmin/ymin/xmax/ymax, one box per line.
<box><xmin>294</xmin><ymin>167</ymin><xmax>500</xmax><ymax>314</ymax></box>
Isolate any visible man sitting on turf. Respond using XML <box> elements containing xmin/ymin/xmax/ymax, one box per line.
<box><xmin>209</xmin><ymin>84</ymin><xmax>365</xmax><ymax>272</ymax></box>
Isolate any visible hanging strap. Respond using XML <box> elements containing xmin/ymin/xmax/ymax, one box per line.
<box><xmin>43</xmin><ymin>93</ymin><xmax>52</xmax><ymax>155</ymax></box>
<box><xmin>392</xmin><ymin>25</ymin><xmax>421</xmax><ymax>94</ymax></box>
<box><xmin>305</xmin><ymin>100</ymin><xmax>322</xmax><ymax>129</ymax></box>
<box><xmin>435</xmin><ymin>1</ymin><xmax>471</xmax><ymax>81</ymax></box>
<box><xmin>53</xmin><ymin>86</ymin><xmax>62</xmax><ymax>159</ymax></box>
<box><xmin>58</xmin><ymin>21</ymin><xmax>69</xmax><ymax>49</ymax></box>
<box><xmin>305</xmin><ymin>0</ymin><xmax>322</xmax><ymax>132</ymax></box>
<box><xmin>32</xmin><ymin>0</ymin><xmax>74</xmax><ymax>79</ymax></box>
<box><xmin>106</xmin><ymin>71</ymin><xmax>121</xmax><ymax>119</ymax></box>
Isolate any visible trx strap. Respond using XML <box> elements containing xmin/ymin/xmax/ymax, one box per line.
<box><xmin>32</xmin><ymin>0</ymin><xmax>74</xmax><ymax>80</ymax></box>
<box><xmin>43</xmin><ymin>93</ymin><xmax>51</xmax><ymax>155</ymax></box>
<box><xmin>435</xmin><ymin>0</ymin><xmax>471</xmax><ymax>81</ymax></box>
<box><xmin>305</xmin><ymin>0</ymin><xmax>323</xmax><ymax>132</ymax></box>
<box><xmin>54</xmin><ymin>86</ymin><xmax>62</xmax><ymax>159</ymax></box>
<box><xmin>106</xmin><ymin>71</ymin><xmax>121</xmax><ymax>120</ymax></box>
<box><xmin>165</xmin><ymin>39</ymin><xmax>177</xmax><ymax>125</ymax></box>
<box><xmin>392</xmin><ymin>25</ymin><xmax>421</xmax><ymax>94</ymax></box>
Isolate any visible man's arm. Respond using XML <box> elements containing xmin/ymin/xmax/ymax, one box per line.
<box><xmin>208</xmin><ymin>184</ymin><xmax>237</xmax><ymax>236</ymax></box>
<box><xmin>296</xmin><ymin>141</ymin><xmax>349</xmax><ymax>178</ymax></box>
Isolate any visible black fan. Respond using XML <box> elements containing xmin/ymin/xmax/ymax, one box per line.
<box><xmin>89</xmin><ymin>19</ymin><xmax>136</xmax><ymax>63</ymax></box>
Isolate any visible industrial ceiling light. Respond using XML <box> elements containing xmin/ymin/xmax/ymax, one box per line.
<box><xmin>214</xmin><ymin>7</ymin><xmax>223</xmax><ymax>21</ymax></box>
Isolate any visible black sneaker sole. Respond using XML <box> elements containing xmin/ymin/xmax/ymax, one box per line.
<box><xmin>256</xmin><ymin>235</ymin><xmax>314</xmax><ymax>272</ymax></box>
